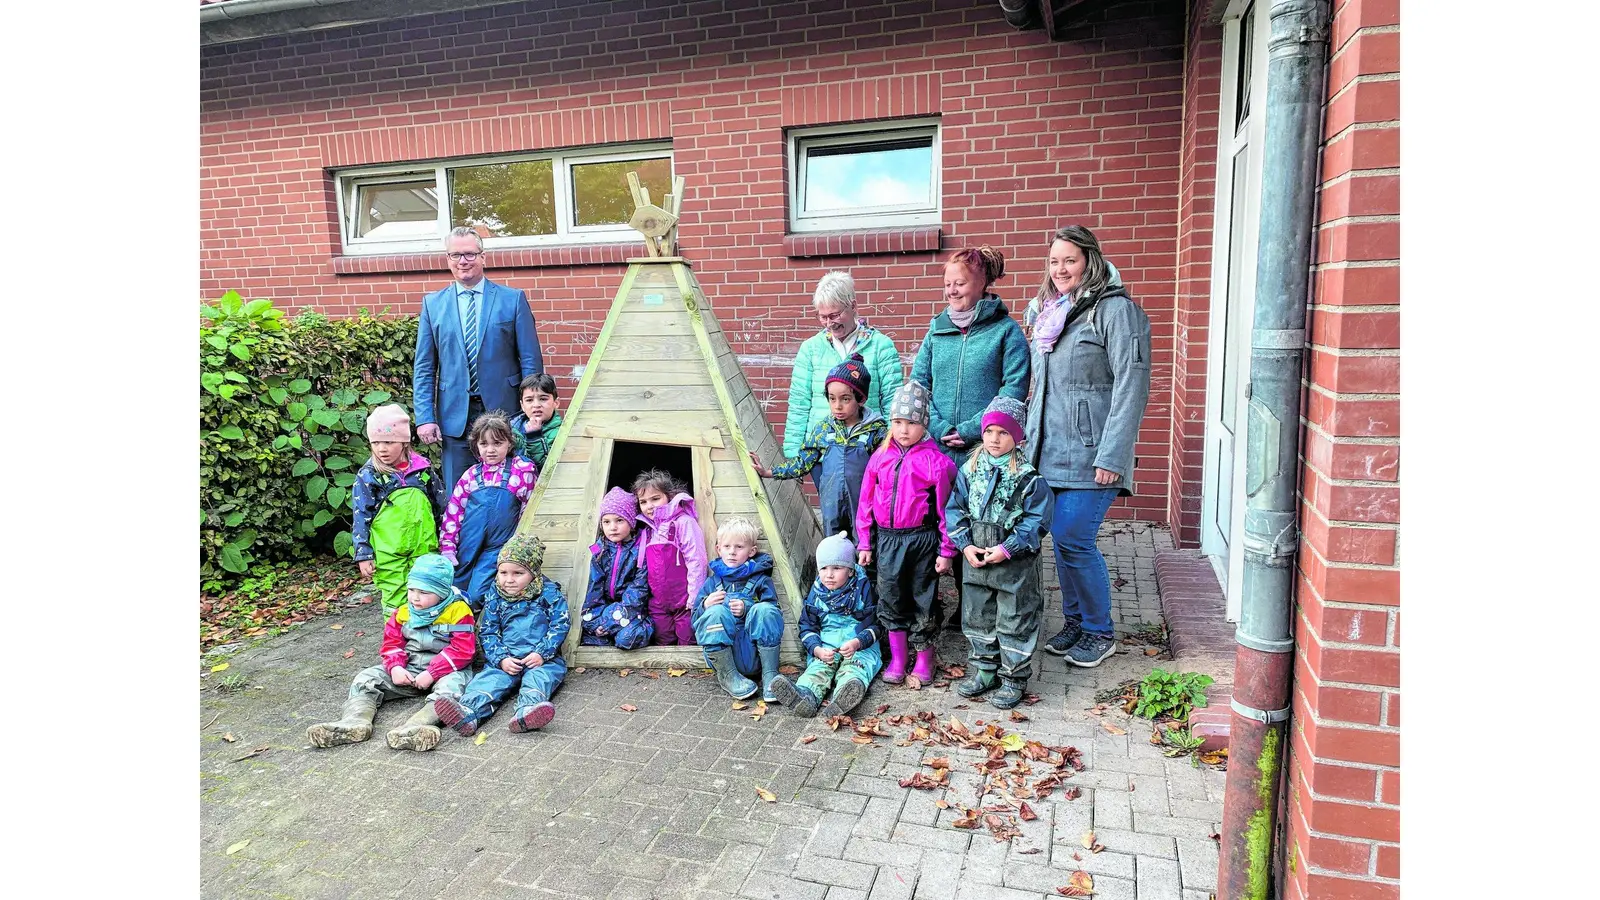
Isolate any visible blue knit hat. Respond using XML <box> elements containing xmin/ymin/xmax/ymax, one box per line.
<box><xmin>407</xmin><ymin>553</ymin><xmax>455</xmax><ymax>601</ymax></box>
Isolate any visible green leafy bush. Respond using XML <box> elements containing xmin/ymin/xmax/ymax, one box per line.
<box><xmin>1134</xmin><ymin>669</ymin><xmax>1215</xmax><ymax>722</ymax></box>
<box><xmin>200</xmin><ymin>292</ymin><xmax>425</xmax><ymax>586</ymax></box>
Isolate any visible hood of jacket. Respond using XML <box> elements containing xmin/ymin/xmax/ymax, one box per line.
<box><xmin>640</xmin><ymin>492</ymin><xmax>698</xmax><ymax>532</ymax></box>
<box><xmin>709</xmin><ymin>552</ymin><xmax>774</xmax><ymax>581</ymax></box>
<box><xmin>929</xmin><ymin>294</ymin><xmax>1010</xmax><ymax>335</ymax></box>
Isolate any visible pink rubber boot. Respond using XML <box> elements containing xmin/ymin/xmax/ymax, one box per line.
<box><xmin>909</xmin><ymin>645</ymin><xmax>937</xmax><ymax>686</ymax></box>
<box><xmin>882</xmin><ymin>631</ymin><xmax>911</xmax><ymax>684</ymax></box>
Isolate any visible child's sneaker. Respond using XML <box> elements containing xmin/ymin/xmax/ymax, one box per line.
<box><xmin>820</xmin><ymin>678</ymin><xmax>866</xmax><ymax>719</ymax></box>
<box><xmin>956</xmin><ymin>670</ymin><xmax>997</xmax><ymax>698</ymax></box>
<box><xmin>989</xmin><ymin>680</ymin><xmax>1026</xmax><ymax>710</ymax></box>
<box><xmin>509</xmin><ymin>701</ymin><xmax>556</xmax><ymax>733</ymax></box>
<box><xmin>433</xmin><ymin>696</ymin><xmax>480</xmax><ymax>736</ymax></box>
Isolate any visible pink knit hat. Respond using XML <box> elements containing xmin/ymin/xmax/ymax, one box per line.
<box><xmin>366</xmin><ymin>404</ymin><xmax>412</xmax><ymax>443</ymax></box>
<box><xmin>598</xmin><ymin>486</ymin><xmax>639</xmax><ymax>524</ymax></box>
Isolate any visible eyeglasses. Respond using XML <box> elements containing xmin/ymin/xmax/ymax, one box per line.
<box><xmin>446</xmin><ymin>251</ymin><xmax>482</xmax><ymax>261</ymax></box>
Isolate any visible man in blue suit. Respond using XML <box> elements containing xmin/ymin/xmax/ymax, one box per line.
<box><xmin>413</xmin><ymin>227</ymin><xmax>544</xmax><ymax>491</ymax></box>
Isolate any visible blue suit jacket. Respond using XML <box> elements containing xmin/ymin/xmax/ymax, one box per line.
<box><xmin>413</xmin><ymin>278</ymin><xmax>543</xmax><ymax>438</ymax></box>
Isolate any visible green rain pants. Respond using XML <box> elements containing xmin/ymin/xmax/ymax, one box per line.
<box><xmin>370</xmin><ymin>486</ymin><xmax>439</xmax><ymax>615</ymax></box>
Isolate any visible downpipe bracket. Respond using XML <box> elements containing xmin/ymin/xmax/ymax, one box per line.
<box><xmin>1234</xmin><ymin>631</ymin><xmax>1296</xmax><ymax>654</ymax></box>
<box><xmin>1231</xmin><ymin>699</ymin><xmax>1292</xmax><ymax>724</ymax></box>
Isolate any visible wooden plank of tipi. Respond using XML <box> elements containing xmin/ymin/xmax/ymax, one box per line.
<box><xmin>558</xmin><ymin>435</ymin><xmax>616</xmax><ymax>660</ymax></box>
<box><xmin>691</xmin><ymin>444</ymin><xmax>718</xmax><ymax>553</ymax></box>
<box><xmin>579</xmin><ymin>382</ymin><xmax>722</xmax><ymax>412</ymax></box>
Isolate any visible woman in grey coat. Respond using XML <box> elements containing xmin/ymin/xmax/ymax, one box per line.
<box><xmin>1023</xmin><ymin>225</ymin><xmax>1152</xmax><ymax>668</ymax></box>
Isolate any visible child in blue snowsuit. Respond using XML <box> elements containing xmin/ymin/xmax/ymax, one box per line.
<box><xmin>438</xmin><ymin>411</ymin><xmax>538</xmax><ymax>610</ymax></box>
<box><xmin>580</xmin><ymin>487</ymin><xmax>655</xmax><ymax>649</ymax></box>
<box><xmin>692</xmin><ymin>516</ymin><xmax>784</xmax><ymax>703</ymax></box>
<box><xmin>768</xmin><ymin>531</ymin><xmax>883</xmax><ymax>718</ymax></box>
<box><xmin>754</xmin><ymin>353</ymin><xmax>887</xmax><ymax>537</ymax></box>
<box><xmin>435</xmin><ymin>533</ymin><xmax>569</xmax><ymax>735</ymax></box>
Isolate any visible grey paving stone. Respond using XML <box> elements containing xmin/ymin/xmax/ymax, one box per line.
<box><xmin>650</xmin><ymin>830</ymin><xmax>728</xmax><ymax>862</ymax></box>
<box><xmin>795</xmin><ymin>787</ymin><xmax>870</xmax><ymax>814</ymax></box>
<box><xmin>890</xmin><ymin>822</ymin><xmax>971</xmax><ymax>854</ymax></box>
<box><xmin>1168</xmin><ymin>798</ymin><xmax>1225</xmax><ymax>822</ymax></box>
<box><xmin>806</xmin><ymin>811</ymin><xmax>861</xmax><ymax>858</ymax></box>
<box><xmin>852</xmin><ymin>795</ymin><xmax>905</xmax><ymax>841</ymax></box>
<box><xmin>910</xmin><ymin>849</ymin><xmax>964</xmax><ymax>900</ymax></box>
<box><xmin>1129</xmin><ymin>774</ymin><xmax>1172</xmax><ymax>814</ymax></box>
<box><xmin>1093</xmin><ymin>787</ymin><xmax>1133</xmax><ymax>830</ymax></box>
<box><xmin>826</xmin><ymin>888</ymin><xmax>870</xmax><ymax>900</ymax></box>
<box><xmin>1048</xmin><ymin>846</ymin><xmax>1136</xmax><ymax>879</ymax></box>
<box><xmin>1087</xmin><ymin>827</ymin><xmax>1178</xmax><ymax>859</ymax></box>
<box><xmin>793</xmin><ymin>854</ymin><xmax>879</xmax><ymax>891</ymax></box>
<box><xmin>868</xmin><ymin>865</ymin><xmax>919</xmax><ymax>900</ymax></box>
<box><xmin>838</xmin><ymin>774</ymin><xmax>909</xmax><ymax>800</ymax></box>
<box><xmin>1138</xmin><ymin>855</ymin><xmax>1184</xmax><ymax>900</ymax></box>
<box><xmin>1131</xmin><ymin>813</ymin><xmax>1221</xmax><ymax>840</ymax></box>
<box><xmin>1176</xmin><ymin>837</ymin><xmax>1221</xmax><ymax>893</ymax></box>
<box><xmin>844</xmin><ymin>836</ymin><xmax>925</xmax><ymax>868</ymax></box>
<box><xmin>741</xmin><ymin>871</ymin><xmax>830</xmax><ymax>900</ymax></box>
<box><xmin>953</xmin><ymin>878</ymin><xmax>1041</xmax><ymax>900</ymax></box>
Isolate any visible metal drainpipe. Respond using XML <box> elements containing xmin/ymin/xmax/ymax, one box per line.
<box><xmin>999</xmin><ymin>0</ymin><xmax>1040</xmax><ymax>31</ymax></box>
<box><xmin>1216</xmin><ymin>1</ymin><xmax>1329</xmax><ymax>899</ymax></box>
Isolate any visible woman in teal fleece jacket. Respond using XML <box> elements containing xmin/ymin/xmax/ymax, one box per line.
<box><xmin>783</xmin><ymin>271</ymin><xmax>904</xmax><ymax>458</ymax></box>
<box><xmin>909</xmin><ymin>246</ymin><xmax>1032</xmax><ymax>462</ymax></box>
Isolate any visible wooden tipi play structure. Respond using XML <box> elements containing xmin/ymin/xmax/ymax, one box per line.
<box><xmin>516</xmin><ymin>175</ymin><xmax>821</xmax><ymax>668</ymax></box>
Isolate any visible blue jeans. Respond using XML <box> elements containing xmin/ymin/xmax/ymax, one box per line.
<box><xmin>1050</xmin><ymin>487</ymin><xmax>1119</xmax><ymax>638</ymax></box>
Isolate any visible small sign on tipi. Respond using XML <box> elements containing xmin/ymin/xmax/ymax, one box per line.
<box><xmin>517</xmin><ymin>176</ymin><xmax>821</xmax><ymax>667</ymax></box>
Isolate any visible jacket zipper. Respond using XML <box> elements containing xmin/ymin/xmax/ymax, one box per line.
<box><xmin>888</xmin><ymin>444</ymin><xmax>907</xmax><ymax>527</ymax></box>
<box><xmin>954</xmin><ymin>331</ymin><xmax>968</xmax><ymax>430</ymax></box>
<box><xmin>608</xmin><ymin>544</ymin><xmax>623</xmax><ymax>598</ymax></box>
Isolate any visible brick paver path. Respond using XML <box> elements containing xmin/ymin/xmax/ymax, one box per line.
<box><xmin>201</xmin><ymin>522</ymin><xmax>1225</xmax><ymax>900</ymax></box>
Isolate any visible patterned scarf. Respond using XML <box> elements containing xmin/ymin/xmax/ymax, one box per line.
<box><xmin>966</xmin><ymin>451</ymin><xmax>1027</xmax><ymax>527</ymax></box>
<box><xmin>810</xmin><ymin>567</ymin><xmax>865</xmax><ymax>616</ymax></box>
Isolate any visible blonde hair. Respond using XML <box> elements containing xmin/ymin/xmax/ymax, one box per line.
<box><xmin>368</xmin><ymin>442</ymin><xmax>414</xmax><ymax>476</ymax></box>
<box><xmin>965</xmin><ymin>444</ymin><xmax>1023</xmax><ymax>475</ymax></box>
<box><xmin>717</xmin><ymin>516</ymin><xmax>761</xmax><ymax>546</ymax></box>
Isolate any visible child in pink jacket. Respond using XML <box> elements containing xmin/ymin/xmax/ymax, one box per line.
<box><xmin>854</xmin><ymin>381</ymin><xmax>957</xmax><ymax>687</ymax></box>
<box><xmin>633</xmin><ymin>469</ymin><xmax>707</xmax><ymax>645</ymax></box>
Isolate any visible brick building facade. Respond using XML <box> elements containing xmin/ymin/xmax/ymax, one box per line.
<box><xmin>200</xmin><ymin>0</ymin><xmax>1399</xmax><ymax>894</ymax></box>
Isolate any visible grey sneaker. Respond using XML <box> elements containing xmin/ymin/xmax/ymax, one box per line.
<box><xmin>1064</xmin><ymin>632</ymin><xmax>1117</xmax><ymax>668</ymax></box>
<box><xmin>1044</xmin><ymin>620</ymin><xmax>1083</xmax><ymax>656</ymax></box>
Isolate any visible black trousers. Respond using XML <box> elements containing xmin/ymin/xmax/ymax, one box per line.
<box><xmin>874</xmin><ymin>525</ymin><xmax>943</xmax><ymax>651</ymax></box>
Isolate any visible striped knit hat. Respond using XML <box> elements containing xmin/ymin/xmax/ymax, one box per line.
<box><xmin>825</xmin><ymin>353</ymin><xmax>871</xmax><ymax>402</ymax></box>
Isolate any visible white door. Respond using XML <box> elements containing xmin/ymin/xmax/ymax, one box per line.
<box><xmin>1200</xmin><ymin>1</ymin><xmax>1269</xmax><ymax>621</ymax></box>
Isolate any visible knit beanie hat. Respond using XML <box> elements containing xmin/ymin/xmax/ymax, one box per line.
<box><xmin>889</xmin><ymin>380</ymin><xmax>932</xmax><ymax>427</ymax></box>
<box><xmin>980</xmin><ymin>396</ymin><xmax>1027</xmax><ymax>445</ymax></box>
<box><xmin>598</xmin><ymin>486</ymin><xmax>639</xmax><ymax>525</ymax></box>
<box><xmin>406</xmin><ymin>553</ymin><xmax>455</xmax><ymax>601</ymax></box>
<box><xmin>366</xmin><ymin>404</ymin><xmax>412</xmax><ymax>443</ymax></box>
<box><xmin>498</xmin><ymin>533</ymin><xmax>545</xmax><ymax>573</ymax></box>
<box><xmin>825</xmin><ymin>353</ymin><xmax>871</xmax><ymax>402</ymax></box>
<box><xmin>816</xmin><ymin>531</ymin><xmax>856</xmax><ymax>570</ymax></box>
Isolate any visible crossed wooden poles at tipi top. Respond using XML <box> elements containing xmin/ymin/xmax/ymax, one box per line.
<box><xmin>626</xmin><ymin>170</ymin><xmax>687</xmax><ymax>258</ymax></box>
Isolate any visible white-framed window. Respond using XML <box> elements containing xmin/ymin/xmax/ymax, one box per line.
<box><xmin>333</xmin><ymin>143</ymin><xmax>673</xmax><ymax>254</ymax></box>
<box><xmin>787</xmin><ymin>119</ymin><xmax>941</xmax><ymax>233</ymax></box>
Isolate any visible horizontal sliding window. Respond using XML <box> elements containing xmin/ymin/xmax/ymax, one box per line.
<box><xmin>335</xmin><ymin>143</ymin><xmax>672</xmax><ymax>255</ymax></box>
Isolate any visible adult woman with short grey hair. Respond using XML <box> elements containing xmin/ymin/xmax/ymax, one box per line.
<box><xmin>781</xmin><ymin>271</ymin><xmax>904</xmax><ymax>459</ymax></box>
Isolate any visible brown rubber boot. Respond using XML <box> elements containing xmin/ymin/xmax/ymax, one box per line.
<box><xmin>386</xmin><ymin>704</ymin><xmax>443</xmax><ymax>752</ymax></box>
<box><xmin>306</xmin><ymin>695</ymin><xmax>379</xmax><ymax>748</ymax></box>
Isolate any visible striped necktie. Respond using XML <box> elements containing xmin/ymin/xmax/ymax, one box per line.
<box><xmin>462</xmin><ymin>289</ymin><xmax>480</xmax><ymax>395</ymax></box>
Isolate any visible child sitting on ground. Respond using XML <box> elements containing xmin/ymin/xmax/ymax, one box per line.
<box><xmin>307</xmin><ymin>553</ymin><xmax>476</xmax><ymax>752</ymax></box>
<box><xmin>634</xmin><ymin>469</ymin><xmax>707</xmax><ymax>646</ymax></box>
<box><xmin>580</xmin><ymin>487</ymin><xmax>655</xmax><ymax>649</ymax></box>
<box><xmin>945</xmin><ymin>397</ymin><xmax>1053</xmax><ymax>709</ymax></box>
<box><xmin>768</xmin><ymin>531</ymin><xmax>882</xmax><ymax>718</ymax></box>
<box><xmin>435</xmin><ymin>533</ymin><xmax>569</xmax><ymax>734</ymax></box>
<box><xmin>509</xmin><ymin>373</ymin><xmax>565</xmax><ymax>474</ymax></box>
<box><xmin>351</xmin><ymin>404</ymin><xmax>445</xmax><ymax>617</ymax></box>
<box><xmin>438</xmin><ymin>411</ymin><xmax>539</xmax><ymax>609</ymax></box>
<box><xmin>692</xmin><ymin>516</ymin><xmax>783</xmax><ymax>701</ymax></box>
<box><xmin>752</xmin><ymin>353</ymin><xmax>888</xmax><ymax>536</ymax></box>
<box><xmin>855</xmin><ymin>381</ymin><xmax>957</xmax><ymax>688</ymax></box>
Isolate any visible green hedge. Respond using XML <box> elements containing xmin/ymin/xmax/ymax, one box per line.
<box><xmin>200</xmin><ymin>292</ymin><xmax>430</xmax><ymax>587</ymax></box>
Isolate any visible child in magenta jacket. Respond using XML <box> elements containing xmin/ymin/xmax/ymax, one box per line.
<box><xmin>854</xmin><ymin>380</ymin><xmax>957</xmax><ymax>687</ymax></box>
<box><xmin>634</xmin><ymin>469</ymin><xmax>707</xmax><ymax>645</ymax></box>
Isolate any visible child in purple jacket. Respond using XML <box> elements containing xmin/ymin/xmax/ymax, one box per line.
<box><xmin>854</xmin><ymin>381</ymin><xmax>957</xmax><ymax>688</ymax></box>
<box><xmin>633</xmin><ymin>469</ymin><xmax>707</xmax><ymax>646</ymax></box>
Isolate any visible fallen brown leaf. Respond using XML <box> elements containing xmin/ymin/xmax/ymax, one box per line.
<box><xmin>1019</xmin><ymin>801</ymin><xmax>1038</xmax><ymax>821</ymax></box>
<box><xmin>1145</xmin><ymin>647</ymin><xmax>1160</xmax><ymax>656</ymax></box>
<box><xmin>925</xmin><ymin>756</ymin><xmax>951</xmax><ymax>770</ymax></box>
<box><xmin>667</xmin><ymin>668</ymin><xmax>687</xmax><ymax>677</ymax></box>
<box><xmin>942</xmin><ymin>665</ymin><xmax>966</xmax><ymax>678</ymax></box>
<box><xmin>899</xmin><ymin>771</ymin><xmax>945</xmax><ymax>790</ymax></box>
<box><xmin>1022</xmin><ymin>693</ymin><xmax>1042</xmax><ymax>705</ymax></box>
<box><xmin>573</xmin><ymin>666</ymin><xmax>586</xmax><ymax>674</ymax></box>
<box><xmin>1081</xmin><ymin>831</ymin><xmax>1097</xmax><ymax>850</ymax></box>
<box><xmin>328</xmin><ymin>623</ymin><xmax>343</xmax><ymax>630</ymax></box>
<box><xmin>354</xmin><ymin>631</ymin><xmax>365</xmax><ymax>637</ymax></box>
<box><xmin>1018</xmin><ymin>847</ymin><xmax>1042</xmax><ymax>855</ymax></box>
<box><xmin>935</xmin><ymin>798</ymin><xmax>950</xmax><ymax>809</ymax></box>
<box><xmin>755</xmin><ymin>786</ymin><xmax>777</xmax><ymax>802</ymax></box>
<box><xmin>750</xmin><ymin>701</ymin><xmax>768</xmax><ymax>721</ymax></box>
<box><xmin>1008</xmin><ymin>710</ymin><xmax>1030</xmax><ymax>722</ymax></box>
<box><xmin>1063</xmin><ymin>787</ymin><xmax>1082</xmax><ymax>801</ymax></box>
<box><xmin>851</xmin><ymin>736</ymin><xmax>876</xmax><ymax>745</ymax></box>
<box><xmin>875</xmin><ymin>704</ymin><xmax>891</xmax><ymax>714</ymax></box>
<box><xmin>731</xmin><ymin>701</ymin><xmax>749</xmax><ymax>711</ymax></box>
<box><xmin>641</xmin><ymin>670</ymin><xmax>661</xmax><ymax>679</ymax></box>
<box><xmin>618</xmin><ymin>668</ymin><xmax>632</xmax><ymax>677</ymax></box>
<box><xmin>619</xmin><ymin>704</ymin><xmax>638</xmax><ymax>712</ymax></box>
<box><xmin>952</xmin><ymin>808</ymin><xmax>982</xmax><ymax>829</ymax></box>
<box><xmin>1100</xmin><ymin>721</ymin><xmax>1127</xmax><ymax>736</ymax></box>
<box><xmin>342</xmin><ymin>649</ymin><xmax>355</xmax><ymax>659</ymax></box>
<box><xmin>1056</xmin><ymin>870</ymin><xmax>1094</xmax><ymax>896</ymax></box>
<box><xmin>800</xmin><ymin>734</ymin><xmax>818</xmax><ymax>745</ymax></box>
<box><xmin>221</xmin><ymin>732</ymin><xmax>237</xmax><ymax>743</ymax></box>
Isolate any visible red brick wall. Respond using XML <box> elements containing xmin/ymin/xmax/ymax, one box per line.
<box><xmin>199</xmin><ymin>0</ymin><xmax>1188</xmax><ymax>520</ymax></box>
<box><xmin>1166</xmin><ymin>0</ymin><xmax>1222</xmax><ymax>547</ymax></box>
<box><xmin>1283</xmin><ymin>0</ymin><xmax>1401</xmax><ymax>896</ymax></box>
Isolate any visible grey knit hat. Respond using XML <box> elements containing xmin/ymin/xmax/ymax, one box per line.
<box><xmin>980</xmin><ymin>396</ymin><xmax>1028</xmax><ymax>445</ymax></box>
<box><xmin>816</xmin><ymin>531</ymin><xmax>856</xmax><ymax>570</ymax></box>
<box><xmin>889</xmin><ymin>380</ymin><xmax>932</xmax><ymax>426</ymax></box>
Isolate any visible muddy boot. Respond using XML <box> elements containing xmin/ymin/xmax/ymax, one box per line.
<box><xmin>956</xmin><ymin>669</ymin><xmax>998</xmax><ymax>699</ymax></box>
<box><xmin>306</xmin><ymin>695</ymin><xmax>378</xmax><ymax>748</ymax></box>
<box><xmin>820</xmin><ymin>677</ymin><xmax>866</xmax><ymax>718</ymax></box>
<box><xmin>989</xmin><ymin>679</ymin><xmax>1026</xmax><ymax>710</ymax></box>
<box><xmin>906</xmin><ymin>645</ymin><xmax>937</xmax><ymax>690</ymax></box>
<box><xmin>509</xmin><ymin>701</ymin><xmax>556</xmax><ymax>733</ymax></box>
<box><xmin>882</xmin><ymin>631</ymin><xmax>911</xmax><ymax>684</ymax></box>
<box><xmin>386</xmin><ymin>705</ymin><xmax>443</xmax><ymax>752</ymax></box>
<box><xmin>758</xmin><ymin>644</ymin><xmax>783</xmax><ymax>703</ymax></box>
<box><xmin>433</xmin><ymin>696</ymin><xmax>481</xmax><ymax>737</ymax></box>
<box><xmin>706</xmin><ymin>647</ymin><xmax>759</xmax><ymax>700</ymax></box>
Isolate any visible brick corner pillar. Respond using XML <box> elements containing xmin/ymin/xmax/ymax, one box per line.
<box><xmin>1280</xmin><ymin>0</ymin><xmax>1400</xmax><ymax>896</ymax></box>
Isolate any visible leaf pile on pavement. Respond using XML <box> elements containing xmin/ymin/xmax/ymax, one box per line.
<box><xmin>201</xmin><ymin>556</ymin><xmax>363</xmax><ymax>652</ymax></box>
